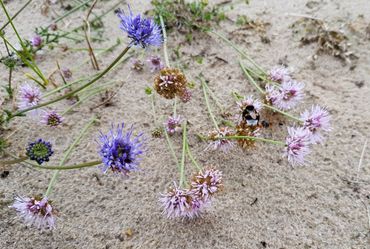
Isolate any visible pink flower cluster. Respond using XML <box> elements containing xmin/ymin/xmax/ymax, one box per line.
<box><xmin>160</xmin><ymin>168</ymin><xmax>222</xmax><ymax>219</ymax></box>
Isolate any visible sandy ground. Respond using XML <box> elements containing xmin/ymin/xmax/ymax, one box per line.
<box><xmin>1</xmin><ymin>0</ymin><xmax>370</xmax><ymax>248</ymax></box>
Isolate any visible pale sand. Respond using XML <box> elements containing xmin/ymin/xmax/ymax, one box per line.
<box><xmin>1</xmin><ymin>0</ymin><xmax>370</xmax><ymax>248</ymax></box>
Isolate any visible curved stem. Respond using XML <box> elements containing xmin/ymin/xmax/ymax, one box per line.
<box><xmin>223</xmin><ymin>135</ymin><xmax>285</xmax><ymax>146</ymax></box>
<box><xmin>36</xmin><ymin>160</ymin><xmax>101</xmax><ymax>170</ymax></box>
<box><xmin>239</xmin><ymin>60</ymin><xmax>265</xmax><ymax>94</ymax></box>
<box><xmin>8</xmin><ymin>46</ymin><xmax>130</xmax><ymax>120</ymax></box>
<box><xmin>203</xmin><ymin>82</ymin><xmax>224</xmax><ymax>112</ymax></box>
<box><xmin>262</xmin><ymin>103</ymin><xmax>302</xmax><ymax>123</ymax></box>
<box><xmin>159</xmin><ymin>15</ymin><xmax>170</xmax><ymax>68</ymax></box>
<box><xmin>164</xmin><ymin>127</ymin><xmax>180</xmax><ymax>171</ymax></box>
<box><xmin>201</xmin><ymin>79</ymin><xmax>219</xmax><ymax>130</ymax></box>
<box><xmin>185</xmin><ymin>142</ymin><xmax>202</xmax><ymax>171</ymax></box>
<box><xmin>179</xmin><ymin>122</ymin><xmax>187</xmax><ymax>187</ymax></box>
<box><xmin>45</xmin><ymin>117</ymin><xmax>96</xmax><ymax>196</ymax></box>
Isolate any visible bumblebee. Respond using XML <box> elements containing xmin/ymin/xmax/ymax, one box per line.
<box><xmin>242</xmin><ymin>105</ymin><xmax>260</xmax><ymax>126</ymax></box>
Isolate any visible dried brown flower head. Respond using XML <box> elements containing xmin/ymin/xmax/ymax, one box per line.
<box><xmin>154</xmin><ymin>68</ymin><xmax>188</xmax><ymax>99</ymax></box>
<box><xmin>235</xmin><ymin>122</ymin><xmax>260</xmax><ymax>149</ymax></box>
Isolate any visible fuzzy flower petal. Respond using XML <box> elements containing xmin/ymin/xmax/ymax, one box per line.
<box><xmin>98</xmin><ymin>123</ymin><xmax>145</xmax><ymax>176</ymax></box>
<box><xmin>41</xmin><ymin>110</ymin><xmax>63</xmax><ymax>127</ymax></box>
<box><xmin>18</xmin><ymin>83</ymin><xmax>42</xmax><ymax>113</ymax></box>
<box><xmin>147</xmin><ymin>55</ymin><xmax>164</xmax><ymax>72</ymax></box>
<box><xmin>238</xmin><ymin>95</ymin><xmax>263</xmax><ymax>113</ymax></box>
<box><xmin>191</xmin><ymin>168</ymin><xmax>223</xmax><ymax>200</ymax></box>
<box><xmin>206</xmin><ymin>127</ymin><xmax>235</xmax><ymax>152</ymax></box>
<box><xmin>165</xmin><ymin>115</ymin><xmax>182</xmax><ymax>135</ymax></box>
<box><xmin>11</xmin><ymin>195</ymin><xmax>56</xmax><ymax>230</ymax></box>
<box><xmin>117</xmin><ymin>6</ymin><xmax>162</xmax><ymax>48</ymax></box>
<box><xmin>284</xmin><ymin>127</ymin><xmax>311</xmax><ymax>166</ymax></box>
<box><xmin>30</xmin><ymin>35</ymin><xmax>43</xmax><ymax>47</ymax></box>
<box><xmin>266</xmin><ymin>80</ymin><xmax>304</xmax><ymax>110</ymax></box>
<box><xmin>301</xmin><ymin>105</ymin><xmax>331</xmax><ymax>144</ymax></box>
<box><xmin>268</xmin><ymin>65</ymin><xmax>291</xmax><ymax>83</ymax></box>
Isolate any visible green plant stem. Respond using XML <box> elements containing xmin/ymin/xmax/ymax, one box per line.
<box><xmin>2</xmin><ymin>156</ymin><xmax>28</xmax><ymax>165</ymax></box>
<box><xmin>210</xmin><ymin>30</ymin><xmax>265</xmax><ymax>73</ymax></box>
<box><xmin>151</xmin><ymin>94</ymin><xmax>157</xmax><ymax>126</ymax></box>
<box><xmin>203</xmin><ymin>81</ymin><xmax>224</xmax><ymax>112</ymax></box>
<box><xmin>8</xmin><ymin>68</ymin><xmax>13</xmax><ymax>98</ymax></box>
<box><xmin>223</xmin><ymin>135</ymin><xmax>285</xmax><ymax>145</ymax></box>
<box><xmin>239</xmin><ymin>60</ymin><xmax>265</xmax><ymax>94</ymax></box>
<box><xmin>159</xmin><ymin>15</ymin><xmax>170</xmax><ymax>68</ymax></box>
<box><xmin>179</xmin><ymin>122</ymin><xmax>187</xmax><ymax>187</ymax></box>
<box><xmin>262</xmin><ymin>103</ymin><xmax>302</xmax><ymax>122</ymax></box>
<box><xmin>8</xmin><ymin>45</ymin><xmax>131</xmax><ymax>120</ymax></box>
<box><xmin>0</xmin><ymin>0</ymin><xmax>32</xmax><ymax>31</ymax></box>
<box><xmin>52</xmin><ymin>0</ymin><xmax>93</xmax><ymax>25</ymax></box>
<box><xmin>45</xmin><ymin>117</ymin><xmax>96</xmax><ymax>197</ymax></box>
<box><xmin>164</xmin><ymin>128</ymin><xmax>180</xmax><ymax>171</ymax></box>
<box><xmin>185</xmin><ymin>142</ymin><xmax>201</xmax><ymax>171</ymax></box>
<box><xmin>201</xmin><ymin>79</ymin><xmax>219</xmax><ymax>130</ymax></box>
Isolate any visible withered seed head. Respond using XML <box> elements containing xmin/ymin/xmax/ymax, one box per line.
<box><xmin>154</xmin><ymin>68</ymin><xmax>188</xmax><ymax>99</ymax></box>
<box><xmin>235</xmin><ymin>122</ymin><xmax>260</xmax><ymax>149</ymax></box>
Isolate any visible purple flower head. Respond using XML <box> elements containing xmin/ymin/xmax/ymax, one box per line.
<box><xmin>11</xmin><ymin>195</ymin><xmax>56</xmax><ymax>230</ymax></box>
<box><xmin>266</xmin><ymin>80</ymin><xmax>304</xmax><ymax>110</ymax></box>
<box><xmin>268</xmin><ymin>65</ymin><xmax>291</xmax><ymax>83</ymax></box>
<box><xmin>191</xmin><ymin>168</ymin><xmax>223</xmax><ymax>200</ymax></box>
<box><xmin>130</xmin><ymin>58</ymin><xmax>144</xmax><ymax>71</ymax></box>
<box><xmin>301</xmin><ymin>105</ymin><xmax>331</xmax><ymax>144</ymax></box>
<box><xmin>30</xmin><ymin>35</ymin><xmax>43</xmax><ymax>47</ymax></box>
<box><xmin>98</xmin><ymin>123</ymin><xmax>145</xmax><ymax>176</ymax></box>
<box><xmin>117</xmin><ymin>6</ymin><xmax>162</xmax><ymax>48</ymax></box>
<box><xmin>206</xmin><ymin>127</ymin><xmax>235</xmax><ymax>152</ymax></box>
<box><xmin>26</xmin><ymin>139</ymin><xmax>54</xmax><ymax>165</ymax></box>
<box><xmin>41</xmin><ymin>110</ymin><xmax>63</xmax><ymax>127</ymax></box>
<box><xmin>238</xmin><ymin>95</ymin><xmax>263</xmax><ymax>113</ymax></box>
<box><xmin>284</xmin><ymin>127</ymin><xmax>311</xmax><ymax>166</ymax></box>
<box><xmin>165</xmin><ymin>115</ymin><xmax>182</xmax><ymax>135</ymax></box>
<box><xmin>18</xmin><ymin>83</ymin><xmax>42</xmax><ymax>113</ymax></box>
<box><xmin>160</xmin><ymin>183</ymin><xmax>207</xmax><ymax>219</ymax></box>
<box><xmin>180</xmin><ymin>89</ymin><xmax>192</xmax><ymax>103</ymax></box>
<box><xmin>147</xmin><ymin>55</ymin><xmax>164</xmax><ymax>72</ymax></box>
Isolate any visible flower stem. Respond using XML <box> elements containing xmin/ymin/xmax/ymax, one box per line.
<box><xmin>223</xmin><ymin>135</ymin><xmax>285</xmax><ymax>146</ymax></box>
<box><xmin>173</xmin><ymin>98</ymin><xmax>177</xmax><ymax>117</ymax></box>
<box><xmin>2</xmin><ymin>156</ymin><xmax>28</xmax><ymax>165</ymax></box>
<box><xmin>202</xmin><ymin>81</ymin><xmax>224</xmax><ymax>112</ymax></box>
<box><xmin>210</xmin><ymin>30</ymin><xmax>265</xmax><ymax>73</ymax></box>
<box><xmin>159</xmin><ymin>15</ymin><xmax>170</xmax><ymax>68</ymax></box>
<box><xmin>151</xmin><ymin>93</ymin><xmax>158</xmax><ymax>126</ymax></box>
<box><xmin>45</xmin><ymin>117</ymin><xmax>96</xmax><ymax>197</ymax></box>
<box><xmin>179</xmin><ymin>122</ymin><xmax>187</xmax><ymax>187</ymax></box>
<box><xmin>201</xmin><ymin>79</ymin><xmax>219</xmax><ymax>130</ymax></box>
<box><xmin>164</xmin><ymin>127</ymin><xmax>180</xmax><ymax>171</ymax></box>
<box><xmin>185</xmin><ymin>142</ymin><xmax>202</xmax><ymax>171</ymax></box>
<box><xmin>239</xmin><ymin>60</ymin><xmax>265</xmax><ymax>94</ymax></box>
<box><xmin>8</xmin><ymin>45</ymin><xmax>130</xmax><ymax>120</ymax></box>
<box><xmin>0</xmin><ymin>0</ymin><xmax>32</xmax><ymax>31</ymax></box>
<box><xmin>262</xmin><ymin>103</ymin><xmax>302</xmax><ymax>123</ymax></box>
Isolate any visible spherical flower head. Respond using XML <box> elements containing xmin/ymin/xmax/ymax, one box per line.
<box><xmin>130</xmin><ymin>58</ymin><xmax>144</xmax><ymax>71</ymax></box>
<box><xmin>160</xmin><ymin>183</ymin><xmax>206</xmax><ymax>219</ymax></box>
<box><xmin>206</xmin><ymin>127</ymin><xmax>235</xmax><ymax>152</ymax></box>
<box><xmin>179</xmin><ymin>89</ymin><xmax>192</xmax><ymax>103</ymax></box>
<box><xmin>30</xmin><ymin>35</ymin><xmax>43</xmax><ymax>47</ymax></box>
<box><xmin>235</xmin><ymin>122</ymin><xmax>260</xmax><ymax>149</ymax></box>
<box><xmin>191</xmin><ymin>168</ymin><xmax>223</xmax><ymax>199</ymax></box>
<box><xmin>300</xmin><ymin>105</ymin><xmax>331</xmax><ymax>144</ymax></box>
<box><xmin>165</xmin><ymin>115</ymin><xmax>182</xmax><ymax>135</ymax></box>
<box><xmin>18</xmin><ymin>83</ymin><xmax>42</xmax><ymax>112</ymax></box>
<box><xmin>117</xmin><ymin>6</ymin><xmax>162</xmax><ymax>48</ymax></box>
<box><xmin>238</xmin><ymin>95</ymin><xmax>263</xmax><ymax>113</ymax></box>
<box><xmin>26</xmin><ymin>139</ymin><xmax>54</xmax><ymax>165</ymax></box>
<box><xmin>11</xmin><ymin>195</ymin><xmax>56</xmax><ymax>230</ymax></box>
<box><xmin>266</xmin><ymin>80</ymin><xmax>304</xmax><ymax>110</ymax></box>
<box><xmin>147</xmin><ymin>55</ymin><xmax>164</xmax><ymax>72</ymax></box>
<box><xmin>41</xmin><ymin>110</ymin><xmax>63</xmax><ymax>127</ymax></box>
<box><xmin>98</xmin><ymin>123</ymin><xmax>145</xmax><ymax>176</ymax></box>
<box><xmin>268</xmin><ymin>65</ymin><xmax>291</xmax><ymax>83</ymax></box>
<box><xmin>154</xmin><ymin>68</ymin><xmax>188</xmax><ymax>99</ymax></box>
<box><xmin>285</xmin><ymin>127</ymin><xmax>311</xmax><ymax>166</ymax></box>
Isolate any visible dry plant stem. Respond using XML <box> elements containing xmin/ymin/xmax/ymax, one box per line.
<box><xmin>0</xmin><ymin>0</ymin><xmax>32</xmax><ymax>31</ymax></box>
<box><xmin>185</xmin><ymin>142</ymin><xmax>202</xmax><ymax>171</ymax></box>
<box><xmin>179</xmin><ymin>122</ymin><xmax>187</xmax><ymax>187</ymax></box>
<box><xmin>224</xmin><ymin>135</ymin><xmax>285</xmax><ymax>145</ymax></box>
<box><xmin>8</xmin><ymin>46</ymin><xmax>131</xmax><ymax>120</ymax></box>
<box><xmin>159</xmin><ymin>15</ymin><xmax>170</xmax><ymax>68</ymax></box>
<box><xmin>45</xmin><ymin>117</ymin><xmax>96</xmax><ymax>197</ymax></box>
<box><xmin>201</xmin><ymin>80</ymin><xmax>219</xmax><ymax>131</ymax></box>
<box><xmin>151</xmin><ymin>94</ymin><xmax>158</xmax><ymax>126</ymax></box>
<box><xmin>210</xmin><ymin>30</ymin><xmax>265</xmax><ymax>73</ymax></box>
<box><xmin>83</xmin><ymin>0</ymin><xmax>100</xmax><ymax>70</ymax></box>
<box><xmin>0</xmin><ymin>0</ymin><xmax>48</xmax><ymax>85</ymax></box>
<box><xmin>356</xmin><ymin>139</ymin><xmax>368</xmax><ymax>182</ymax></box>
<box><xmin>51</xmin><ymin>0</ymin><xmax>93</xmax><ymax>25</ymax></box>
<box><xmin>164</xmin><ymin>128</ymin><xmax>180</xmax><ymax>172</ymax></box>
<box><xmin>239</xmin><ymin>60</ymin><xmax>265</xmax><ymax>94</ymax></box>
<box><xmin>2</xmin><ymin>156</ymin><xmax>28</xmax><ymax>165</ymax></box>
<box><xmin>262</xmin><ymin>103</ymin><xmax>302</xmax><ymax>122</ymax></box>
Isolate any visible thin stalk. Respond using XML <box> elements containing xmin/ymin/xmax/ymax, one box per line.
<box><xmin>8</xmin><ymin>46</ymin><xmax>131</xmax><ymax>120</ymax></box>
<box><xmin>51</xmin><ymin>0</ymin><xmax>93</xmax><ymax>25</ymax></box>
<box><xmin>83</xmin><ymin>0</ymin><xmax>100</xmax><ymax>70</ymax></box>
<box><xmin>164</xmin><ymin>128</ymin><xmax>180</xmax><ymax>171</ymax></box>
<box><xmin>201</xmin><ymin>80</ymin><xmax>219</xmax><ymax>130</ymax></box>
<box><xmin>8</xmin><ymin>68</ymin><xmax>13</xmax><ymax>98</ymax></box>
<box><xmin>210</xmin><ymin>30</ymin><xmax>265</xmax><ymax>73</ymax></box>
<box><xmin>2</xmin><ymin>156</ymin><xmax>28</xmax><ymax>165</ymax></box>
<box><xmin>0</xmin><ymin>0</ymin><xmax>32</xmax><ymax>31</ymax></box>
<box><xmin>159</xmin><ymin>15</ymin><xmax>170</xmax><ymax>68</ymax></box>
<box><xmin>203</xmin><ymin>82</ymin><xmax>224</xmax><ymax>112</ymax></box>
<box><xmin>151</xmin><ymin>94</ymin><xmax>157</xmax><ymax>126</ymax></box>
<box><xmin>173</xmin><ymin>98</ymin><xmax>177</xmax><ymax>116</ymax></box>
<box><xmin>262</xmin><ymin>103</ymin><xmax>302</xmax><ymax>122</ymax></box>
<box><xmin>239</xmin><ymin>60</ymin><xmax>265</xmax><ymax>94</ymax></box>
<box><xmin>223</xmin><ymin>135</ymin><xmax>285</xmax><ymax>146</ymax></box>
<box><xmin>185</xmin><ymin>142</ymin><xmax>202</xmax><ymax>171</ymax></box>
<box><xmin>179</xmin><ymin>122</ymin><xmax>187</xmax><ymax>187</ymax></box>
<box><xmin>45</xmin><ymin>117</ymin><xmax>96</xmax><ymax>196</ymax></box>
